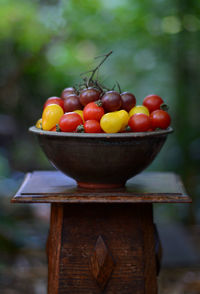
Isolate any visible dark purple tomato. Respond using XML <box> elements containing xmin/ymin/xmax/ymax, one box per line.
<box><xmin>63</xmin><ymin>94</ymin><xmax>82</xmax><ymax>112</ymax></box>
<box><xmin>79</xmin><ymin>87</ymin><xmax>101</xmax><ymax>106</ymax></box>
<box><xmin>121</xmin><ymin>92</ymin><xmax>136</xmax><ymax>112</ymax></box>
<box><xmin>61</xmin><ymin>87</ymin><xmax>76</xmax><ymax>99</ymax></box>
<box><xmin>101</xmin><ymin>91</ymin><xmax>122</xmax><ymax>112</ymax></box>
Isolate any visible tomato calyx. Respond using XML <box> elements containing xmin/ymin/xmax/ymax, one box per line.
<box><xmin>95</xmin><ymin>99</ymin><xmax>103</xmax><ymax>107</ymax></box>
<box><xmin>56</xmin><ymin>124</ymin><xmax>61</xmax><ymax>132</ymax></box>
<box><xmin>125</xmin><ymin>125</ymin><xmax>132</xmax><ymax>132</ymax></box>
<box><xmin>76</xmin><ymin>124</ymin><xmax>85</xmax><ymax>133</ymax></box>
<box><xmin>160</xmin><ymin>103</ymin><xmax>169</xmax><ymax>112</ymax></box>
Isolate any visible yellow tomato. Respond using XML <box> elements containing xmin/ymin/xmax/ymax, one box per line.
<box><xmin>42</xmin><ymin>104</ymin><xmax>64</xmax><ymax>131</ymax></box>
<box><xmin>117</xmin><ymin>110</ymin><xmax>129</xmax><ymax>131</ymax></box>
<box><xmin>35</xmin><ymin>118</ymin><xmax>42</xmax><ymax>129</ymax></box>
<box><xmin>74</xmin><ymin>110</ymin><xmax>84</xmax><ymax>122</ymax></box>
<box><xmin>100</xmin><ymin>110</ymin><xmax>128</xmax><ymax>133</ymax></box>
<box><xmin>129</xmin><ymin>105</ymin><xmax>149</xmax><ymax>117</ymax></box>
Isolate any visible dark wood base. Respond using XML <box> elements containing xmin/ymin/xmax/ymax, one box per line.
<box><xmin>12</xmin><ymin>171</ymin><xmax>191</xmax><ymax>294</ymax></box>
<box><xmin>47</xmin><ymin>203</ymin><xmax>157</xmax><ymax>294</ymax></box>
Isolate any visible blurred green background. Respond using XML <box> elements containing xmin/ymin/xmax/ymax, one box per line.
<box><xmin>1</xmin><ymin>0</ymin><xmax>200</xmax><ymax>221</ymax></box>
<box><xmin>0</xmin><ymin>0</ymin><xmax>200</xmax><ymax>293</ymax></box>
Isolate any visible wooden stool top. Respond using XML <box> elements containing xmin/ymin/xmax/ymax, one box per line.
<box><xmin>11</xmin><ymin>170</ymin><xmax>191</xmax><ymax>204</ymax></box>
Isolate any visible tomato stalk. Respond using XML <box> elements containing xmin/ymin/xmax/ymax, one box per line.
<box><xmin>116</xmin><ymin>81</ymin><xmax>122</xmax><ymax>94</ymax></box>
<box><xmin>95</xmin><ymin>100</ymin><xmax>103</xmax><ymax>107</ymax></box>
<box><xmin>88</xmin><ymin>51</ymin><xmax>113</xmax><ymax>85</ymax></box>
<box><xmin>160</xmin><ymin>103</ymin><xmax>169</xmax><ymax>112</ymax></box>
<box><xmin>80</xmin><ymin>51</ymin><xmax>113</xmax><ymax>92</ymax></box>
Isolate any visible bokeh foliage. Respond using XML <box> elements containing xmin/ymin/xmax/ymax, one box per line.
<box><xmin>0</xmin><ymin>0</ymin><xmax>200</xmax><ymax>222</ymax></box>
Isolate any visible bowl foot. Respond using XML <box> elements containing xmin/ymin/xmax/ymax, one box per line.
<box><xmin>77</xmin><ymin>182</ymin><xmax>125</xmax><ymax>189</ymax></box>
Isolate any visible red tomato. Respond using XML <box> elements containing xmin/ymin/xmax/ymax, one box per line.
<box><xmin>84</xmin><ymin>120</ymin><xmax>102</xmax><ymax>133</ymax></box>
<box><xmin>83</xmin><ymin>101</ymin><xmax>104</xmax><ymax>121</ymax></box>
<box><xmin>150</xmin><ymin>110</ymin><xmax>171</xmax><ymax>130</ymax></box>
<box><xmin>44</xmin><ymin>97</ymin><xmax>64</xmax><ymax>110</ymax></box>
<box><xmin>128</xmin><ymin>113</ymin><xmax>151</xmax><ymax>132</ymax></box>
<box><xmin>143</xmin><ymin>95</ymin><xmax>164</xmax><ymax>113</ymax></box>
<box><xmin>59</xmin><ymin>112</ymin><xmax>83</xmax><ymax>132</ymax></box>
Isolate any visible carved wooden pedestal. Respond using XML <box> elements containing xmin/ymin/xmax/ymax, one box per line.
<box><xmin>12</xmin><ymin>171</ymin><xmax>191</xmax><ymax>294</ymax></box>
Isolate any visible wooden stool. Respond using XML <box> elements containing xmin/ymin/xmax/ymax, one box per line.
<box><xmin>11</xmin><ymin>171</ymin><xmax>191</xmax><ymax>294</ymax></box>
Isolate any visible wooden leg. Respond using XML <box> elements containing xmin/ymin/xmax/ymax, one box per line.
<box><xmin>47</xmin><ymin>203</ymin><xmax>157</xmax><ymax>294</ymax></box>
<box><xmin>47</xmin><ymin>204</ymin><xmax>64</xmax><ymax>294</ymax></box>
<box><xmin>154</xmin><ymin>224</ymin><xmax>162</xmax><ymax>276</ymax></box>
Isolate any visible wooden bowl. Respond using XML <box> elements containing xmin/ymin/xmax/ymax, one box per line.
<box><xmin>29</xmin><ymin>126</ymin><xmax>173</xmax><ymax>188</ymax></box>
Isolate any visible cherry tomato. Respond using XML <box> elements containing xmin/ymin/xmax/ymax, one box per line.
<box><xmin>73</xmin><ymin>110</ymin><xmax>84</xmax><ymax>122</ymax></box>
<box><xmin>84</xmin><ymin>120</ymin><xmax>102</xmax><ymax>133</ymax></box>
<box><xmin>79</xmin><ymin>88</ymin><xmax>101</xmax><ymax>106</ymax></box>
<box><xmin>128</xmin><ymin>113</ymin><xmax>151</xmax><ymax>132</ymax></box>
<box><xmin>100</xmin><ymin>110</ymin><xmax>127</xmax><ymax>133</ymax></box>
<box><xmin>35</xmin><ymin>118</ymin><xmax>42</xmax><ymax>129</ymax></box>
<box><xmin>150</xmin><ymin>110</ymin><xmax>171</xmax><ymax>130</ymax></box>
<box><xmin>59</xmin><ymin>112</ymin><xmax>83</xmax><ymax>132</ymax></box>
<box><xmin>61</xmin><ymin>87</ymin><xmax>76</xmax><ymax>99</ymax></box>
<box><xmin>121</xmin><ymin>92</ymin><xmax>136</xmax><ymax>112</ymax></box>
<box><xmin>129</xmin><ymin>105</ymin><xmax>149</xmax><ymax>117</ymax></box>
<box><xmin>143</xmin><ymin>95</ymin><xmax>164</xmax><ymax>113</ymax></box>
<box><xmin>118</xmin><ymin>110</ymin><xmax>129</xmax><ymax>131</ymax></box>
<box><xmin>50</xmin><ymin>126</ymin><xmax>57</xmax><ymax>131</ymax></box>
<box><xmin>63</xmin><ymin>94</ymin><xmax>82</xmax><ymax>112</ymax></box>
<box><xmin>83</xmin><ymin>101</ymin><xmax>104</xmax><ymax>121</ymax></box>
<box><xmin>42</xmin><ymin>104</ymin><xmax>64</xmax><ymax>131</ymax></box>
<box><xmin>44</xmin><ymin>97</ymin><xmax>64</xmax><ymax>110</ymax></box>
<box><xmin>101</xmin><ymin>91</ymin><xmax>122</xmax><ymax>112</ymax></box>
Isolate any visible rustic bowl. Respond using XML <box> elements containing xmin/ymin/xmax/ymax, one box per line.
<box><xmin>29</xmin><ymin>126</ymin><xmax>173</xmax><ymax>188</ymax></box>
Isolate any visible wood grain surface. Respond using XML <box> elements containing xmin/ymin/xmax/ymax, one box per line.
<box><xmin>90</xmin><ymin>235</ymin><xmax>115</xmax><ymax>290</ymax></box>
<box><xmin>48</xmin><ymin>203</ymin><xmax>157</xmax><ymax>294</ymax></box>
<box><xmin>11</xmin><ymin>171</ymin><xmax>191</xmax><ymax>204</ymax></box>
<box><xmin>47</xmin><ymin>204</ymin><xmax>63</xmax><ymax>294</ymax></box>
<box><xmin>11</xmin><ymin>170</ymin><xmax>191</xmax><ymax>293</ymax></box>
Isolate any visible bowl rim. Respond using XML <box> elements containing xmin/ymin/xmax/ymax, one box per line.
<box><xmin>29</xmin><ymin>126</ymin><xmax>173</xmax><ymax>138</ymax></box>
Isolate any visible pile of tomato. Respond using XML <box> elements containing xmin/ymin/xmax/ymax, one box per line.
<box><xmin>36</xmin><ymin>87</ymin><xmax>171</xmax><ymax>133</ymax></box>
